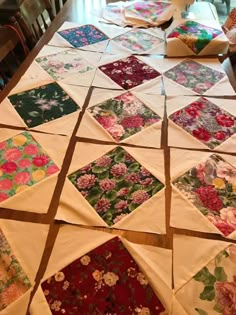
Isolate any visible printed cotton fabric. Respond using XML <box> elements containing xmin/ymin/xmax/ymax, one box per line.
<box><xmin>41</xmin><ymin>237</ymin><xmax>166</xmax><ymax>315</ymax></box>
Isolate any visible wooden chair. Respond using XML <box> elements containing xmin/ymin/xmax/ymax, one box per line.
<box><xmin>0</xmin><ymin>21</ymin><xmax>29</xmax><ymax>90</ymax></box>
<box><xmin>16</xmin><ymin>0</ymin><xmax>54</xmax><ymax>47</ymax></box>
<box><xmin>50</xmin><ymin>0</ymin><xmax>68</xmax><ymax>15</ymax></box>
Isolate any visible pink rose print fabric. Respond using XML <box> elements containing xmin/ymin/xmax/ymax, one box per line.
<box><xmin>125</xmin><ymin>1</ymin><xmax>172</xmax><ymax>24</ymax></box>
<box><xmin>173</xmin><ymin>154</ymin><xmax>236</xmax><ymax>237</ymax></box>
<box><xmin>58</xmin><ymin>24</ymin><xmax>109</xmax><ymax>48</ymax></box>
<box><xmin>0</xmin><ymin>228</ymin><xmax>31</xmax><ymax>310</ymax></box>
<box><xmin>41</xmin><ymin>237</ymin><xmax>166</xmax><ymax>314</ymax></box>
<box><xmin>99</xmin><ymin>55</ymin><xmax>161</xmax><ymax>90</ymax></box>
<box><xmin>0</xmin><ymin>132</ymin><xmax>59</xmax><ymax>203</ymax></box>
<box><xmin>169</xmin><ymin>97</ymin><xmax>236</xmax><ymax>149</ymax></box>
<box><xmin>164</xmin><ymin>59</ymin><xmax>225</xmax><ymax>94</ymax></box>
<box><xmin>113</xmin><ymin>29</ymin><xmax>163</xmax><ymax>53</ymax></box>
<box><xmin>88</xmin><ymin>91</ymin><xmax>161</xmax><ymax>141</ymax></box>
<box><xmin>68</xmin><ymin>147</ymin><xmax>164</xmax><ymax>226</ymax></box>
<box><xmin>190</xmin><ymin>245</ymin><xmax>236</xmax><ymax>315</ymax></box>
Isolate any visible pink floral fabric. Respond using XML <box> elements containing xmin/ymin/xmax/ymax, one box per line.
<box><xmin>164</xmin><ymin>59</ymin><xmax>225</xmax><ymax>94</ymax></box>
<box><xmin>125</xmin><ymin>1</ymin><xmax>171</xmax><ymax>23</ymax></box>
<box><xmin>169</xmin><ymin>97</ymin><xmax>236</xmax><ymax>149</ymax></box>
<box><xmin>88</xmin><ymin>91</ymin><xmax>161</xmax><ymax>141</ymax></box>
<box><xmin>99</xmin><ymin>55</ymin><xmax>161</xmax><ymax>89</ymax></box>
<box><xmin>192</xmin><ymin>245</ymin><xmax>236</xmax><ymax>315</ymax></box>
<box><xmin>113</xmin><ymin>29</ymin><xmax>163</xmax><ymax>53</ymax></box>
<box><xmin>0</xmin><ymin>132</ymin><xmax>59</xmax><ymax>203</ymax></box>
<box><xmin>0</xmin><ymin>228</ymin><xmax>31</xmax><ymax>310</ymax></box>
<box><xmin>36</xmin><ymin>50</ymin><xmax>94</xmax><ymax>80</ymax></box>
<box><xmin>41</xmin><ymin>237</ymin><xmax>166</xmax><ymax>314</ymax></box>
<box><xmin>173</xmin><ymin>154</ymin><xmax>236</xmax><ymax>236</ymax></box>
<box><xmin>68</xmin><ymin>147</ymin><xmax>164</xmax><ymax>225</ymax></box>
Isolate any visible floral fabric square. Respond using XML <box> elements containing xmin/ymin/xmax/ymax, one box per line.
<box><xmin>173</xmin><ymin>154</ymin><xmax>236</xmax><ymax>236</ymax></box>
<box><xmin>68</xmin><ymin>147</ymin><xmax>164</xmax><ymax>226</ymax></box>
<box><xmin>113</xmin><ymin>29</ymin><xmax>163</xmax><ymax>53</ymax></box>
<box><xmin>169</xmin><ymin>97</ymin><xmax>236</xmax><ymax>149</ymax></box>
<box><xmin>164</xmin><ymin>60</ymin><xmax>225</xmax><ymax>94</ymax></box>
<box><xmin>41</xmin><ymin>237</ymin><xmax>166</xmax><ymax>314</ymax></box>
<box><xmin>167</xmin><ymin>21</ymin><xmax>222</xmax><ymax>54</ymax></box>
<box><xmin>99</xmin><ymin>55</ymin><xmax>161</xmax><ymax>90</ymax></box>
<box><xmin>8</xmin><ymin>82</ymin><xmax>79</xmax><ymax>128</ymax></box>
<box><xmin>0</xmin><ymin>132</ymin><xmax>59</xmax><ymax>203</ymax></box>
<box><xmin>125</xmin><ymin>1</ymin><xmax>171</xmax><ymax>23</ymax></box>
<box><xmin>58</xmin><ymin>24</ymin><xmax>109</xmax><ymax>48</ymax></box>
<box><xmin>36</xmin><ymin>50</ymin><xmax>94</xmax><ymax>80</ymax></box>
<box><xmin>186</xmin><ymin>245</ymin><xmax>236</xmax><ymax>315</ymax></box>
<box><xmin>0</xmin><ymin>228</ymin><xmax>31</xmax><ymax>310</ymax></box>
<box><xmin>88</xmin><ymin>91</ymin><xmax>161</xmax><ymax>141</ymax></box>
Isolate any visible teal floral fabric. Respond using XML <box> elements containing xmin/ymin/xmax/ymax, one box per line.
<box><xmin>0</xmin><ymin>228</ymin><xmax>31</xmax><ymax>310</ymax></box>
<box><xmin>68</xmin><ymin>147</ymin><xmax>164</xmax><ymax>226</ymax></box>
<box><xmin>169</xmin><ymin>97</ymin><xmax>236</xmax><ymax>149</ymax></box>
<box><xmin>8</xmin><ymin>83</ymin><xmax>79</xmax><ymax>128</ymax></box>
<box><xmin>164</xmin><ymin>60</ymin><xmax>225</xmax><ymax>94</ymax></box>
<box><xmin>173</xmin><ymin>154</ymin><xmax>236</xmax><ymax>236</ymax></box>
<box><xmin>88</xmin><ymin>91</ymin><xmax>161</xmax><ymax>141</ymax></box>
<box><xmin>167</xmin><ymin>21</ymin><xmax>222</xmax><ymax>54</ymax></box>
<box><xmin>113</xmin><ymin>29</ymin><xmax>163</xmax><ymax>53</ymax></box>
<box><xmin>0</xmin><ymin>132</ymin><xmax>59</xmax><ymax>203</ymax></box>
<box><xmin>58</xmin><ymin>24</ymin><xmax>109</xmax><ymax>48</ymax></box>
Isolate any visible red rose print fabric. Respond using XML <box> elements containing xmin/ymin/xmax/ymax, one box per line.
<box><xmin>169</xmin><ymin>97</ymin><xmax>236</xmax><ymax>149</ymax></box>
<box><xmin>99</xmin><ymin>56</ymin><xmax>161</xmax><ymax>89</ymax></box>
<box><xmin>41</xmin><ymin>237</ymin><xmax>165</xmax><ymax>314</ymax></box>
<box><xmin>0</xmin><ymin>132</ymin><xmax>59</xmax><ymax>203</ymax></box>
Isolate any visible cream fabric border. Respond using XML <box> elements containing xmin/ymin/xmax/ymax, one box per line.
<box><xmin>77</xmin><ymin>89</ymin><xmax>164</xmax><ymax>148</ymax></box>
<box><xmin>57</xmin><ymin>142</ymin><xmax>166</xmax><ymax>233</ymax></box>
<box><xmin>167</xmin><ymin>96</ymin><xmax>236</xmax><ymax>152</ymax></box>
<box><xmin>170</xmin><ymin>148</ymin><xmax>236</xmax><ymax>238</ymax></box>
<box><xmin>0</xmin><ymin>129</ymin><xmax>69</xmax><ymax>213</ymax></box>
<box><xmin>30</xmin><ymin>225</ymin><xmax>172</xmax><ymax>315</ymax></box>
<box><xmin>0</xmin><ymin>220</ymin><xmax>49</xmax><ymax>315</ymax></box>
<box><xmin>166</xmin><ymin>19</ymin><xmax>229</xmax><ymax>57</ymax></box>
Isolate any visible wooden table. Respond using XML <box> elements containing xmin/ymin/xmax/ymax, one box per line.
<box><xmin>0</xmin><ymin>1</ymin><xmax>236</xmax><ymax>314</ymax></box>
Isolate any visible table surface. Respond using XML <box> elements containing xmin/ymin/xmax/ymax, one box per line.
<box><xmin>0</xmin><ymin>1</ymin><xmax>236</xmax><ymax>313</ymax></box>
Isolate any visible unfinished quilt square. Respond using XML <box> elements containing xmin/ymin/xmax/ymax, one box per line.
<box><xmin>8</xmin><ymin>82</ymin><xmax>80</xmax><ymax>128</ymax></box>
<box><xmin>68</xmin><ymin>146</ymin><xmax>164</xmax><ymax>226</ymax></box>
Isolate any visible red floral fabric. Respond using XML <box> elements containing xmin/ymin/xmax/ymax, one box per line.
<box><xmin>99</xmin><ymin>55</ymin><xmax>161</xmax><ymax>89</ymax></box>
<box><xmin>42</xmin><ymin>237</ymin><xmax>165</xmax><ymax>314</ymax></box>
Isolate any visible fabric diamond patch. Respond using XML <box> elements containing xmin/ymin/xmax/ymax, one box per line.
<box><xmin>173</xmin><ymin>154</ymin><xmax>236</xmax><ymax>236</ymax></box>
<box><xmin>169</xmin><ymin>97</ymin><xmax>236</xmax><ymax>149</ymax></box>
<box><xmin>164</xmin><ymin>59</ymin><xmax>225</xmax><ymax>94</ymax></box>
<box><xmin>191</xmin><ymin>245</ymin><xmax>236</xmax><ymax>315</ymax></box>
<box><xmin>88</xmin><ymin>91</ymin><xmax>161</xmax><ymax>141</ymax></box>
<box><xmin>0</xmin><ymin>132</ymin><xmax>59</xmax><ymax>203</ymax></box>
<box><xmin>113</xmin><ymin>29</ymin><xmax>163</xmax><ymax>53</ymax></box>
<box><xmin>36</xmin><ymin>50</ymin><xmax>94</xmax><ymax>80</ymax></box>
<box><xmin>8</xmin><ymin>82</ymin><xmax>79</xmax><ymax>128</ymax></box>
<box><xmin>41</xmin><ymin>237</ymin><xmax>166</xmax><ymax>314</ymax></box>
<box><xmin>58</xmin><ymin>24</ymin><xmax>109</xmax><ymax>48</ymax></box>
<box><xmin>68</xmin><ymin>147</ymin><xmax>164</xmax><ymax>226</ymax></box>
<box><xmin>99</xmin><ymin>55</ymin><xmax>161</xmax><ymax>89</ymax></box>
<box><xmin>125</xmin><ymin>1</ymin><xmax>171</xmax><ymax>23</ymax></box>
<box><xmin>167</xmin><ymin>21</ymin><xmax>222</xmax><ymax>54</ymax></box>
<box><xmin>0</xmin><ymin>228</ymin><xmax>31</xmax><ymax>310</ymax></box>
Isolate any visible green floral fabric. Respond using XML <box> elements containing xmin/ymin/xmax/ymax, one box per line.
<box><xmin>9</xmin><ymin>83</ymin><xmax>79</xmax><ymax>128</ymax></box>
<box><xmin>68</xmin><ymin>147</ymin><xmax>164</xmax><ymax>226</ymax></box>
